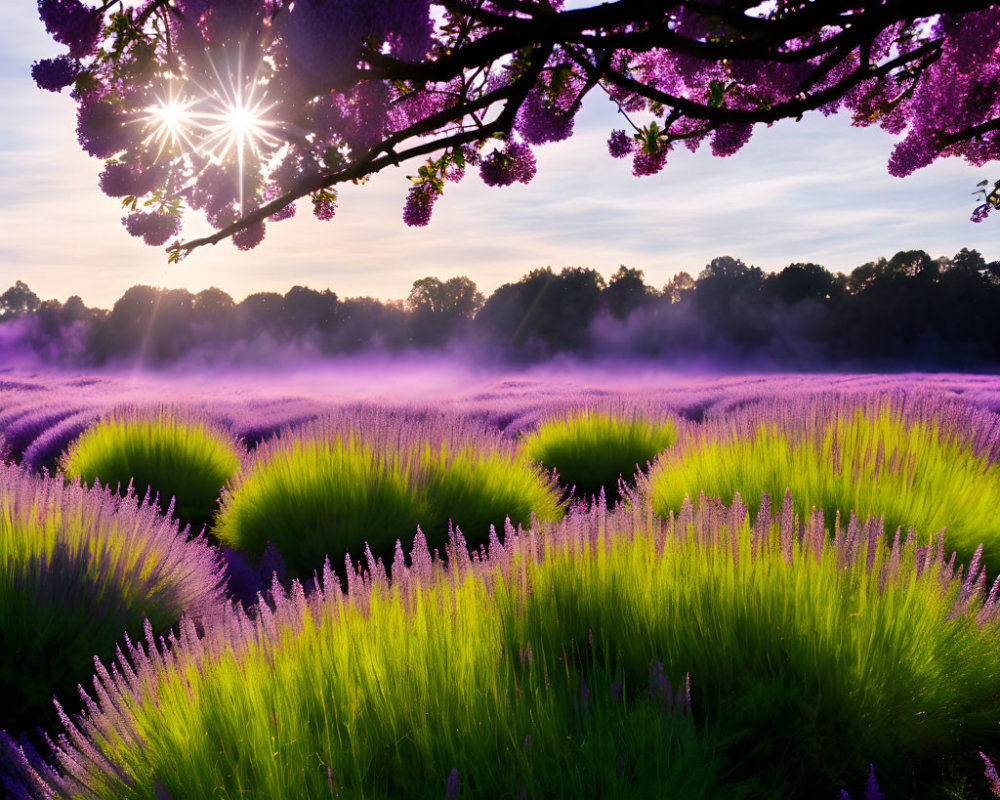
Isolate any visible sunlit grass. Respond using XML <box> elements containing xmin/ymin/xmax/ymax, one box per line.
<box><xmin>522</xmin><ymin>408</ymin><xmax>678</xmax><ymax>502</ymax></box>
<box><xmin>61</xmin><ymin>408</ymin><xmax>242</xmax><ymax>531</ymax></box>
<box><xmin>0</xmin><ymin>462</ymin><xmax>225</xmax><ymax>735</ymax></box>
<box><xmin>214</xmin><ymin>433</ymin><xmax>429</xmax><ymax>580</ymax></box>
<box><xmin>214</xmin><ymin>415</ymin><xmax>562</xmax><ymax>579</ymax></box>
<box><xmin>647</xmin><ymin>396</ymin><xmax>1000</xmax><ymax>576</ymax></box>
<box><xmin>14</xmin><ymin>497</ymin><xmax>1000</xmax><ymax>798</ymax></box>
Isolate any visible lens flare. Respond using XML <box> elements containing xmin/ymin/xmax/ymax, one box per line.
<box><xmin>143</xmin><ymin>84</ymin><xmax>202</xmax><ymax>159</ymax></box>
<box><xmin>140</xmin><ymin>45</ymin><xmax>283</xmax><ymax>214</ymax></box>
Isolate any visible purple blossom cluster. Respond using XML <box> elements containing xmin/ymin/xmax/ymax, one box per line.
<box><xmin>632</xmin><ymin>146</ymin><xmax>667</xmax><ymax>177</ymax></box>
<box><xmin>32</xmin><ymin>0</ymin><xmax>1000</xmax><ymax>253</ymax></box>
<box><xmin>607</xmin><ymin>129</ymin><xmax>633</xmax><ymax>159</ymax></box>
<box><xmin>36</xmin><ymin>0</ymin><xmax>101</xmax><ymax>59</ymax></box>
<box><xmin>30</xmin><ymin>55</ymin><xmax>78</xmax><ymax>93</ymax></box>
<box><xmin>99</xmin><ymin>162</ymin><xmax>160</xmax><ymax>198</ymax></box>
<box><xmin>479</xmin><ymin>141</ymin><xmax>537</xmax><ymax>187</ymax></box>
<box><xmin>122</xmin><ymin>212</ymin><xmax>181</xmax><ymax>246</ymax></box>
<box><xmin>516</xmin><ymin>90</ymin><xmax>575</xmax><ymax>145</ymax></box>
<box><xmin>402</xmin><ymin>185</ymin><xmax>436</xmax><ymax>227</ymax></box>
<box><xmin>75</xmin><ymin>100</ymin><xmax>136</xmax><ymax>160</ymax></box>
<box><xmin>711</xmin><ymin>123</ymin><xmax>754</xmax><ymax>158</ymax></box>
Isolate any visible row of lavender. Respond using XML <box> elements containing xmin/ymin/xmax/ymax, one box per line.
<box><xmin>5</xmin><ymin>367</ymin><xmax>1000</xmax><ymax>797</ymax></box>
<box><xmin>5</xmin><ymin>367</ymin><xmax>1000</xmax><ymax>469</ymax></box>
<box><xmin>6</xmin><ymin>486</ymin><xmax>1000</xmax><ymax>798</ymax></box>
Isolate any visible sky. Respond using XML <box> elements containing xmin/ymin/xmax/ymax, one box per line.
<box><xmin>1</xmin><ymin>4</ymin><xmax>998</xmax><ymax>310</ymax></box>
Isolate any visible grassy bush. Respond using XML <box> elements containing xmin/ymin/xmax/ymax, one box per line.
<box><xmin>522</xmin><ymin>408</ymin><xmax>677</xmax><ymax>503</ymax></box>
<box><xmin>61</xmin><ymin>408</ymin><xmax>242</xmax><ymax>531</ymax></box>
<box><xmin>0</xmin><ymin>462</ymin><xmax>225</xmax><ymax>735</ymax></box>
<box><xmin>13</xmin><ymin>497</ymin><xmax>1000</xmax><ymax>798</ymax></box>
<box><xmin>214</xmin><ymin>433</ymin><xmax>430</xmax><ymax>580</ymax></box>
<box><xmin>496</xmin><ymin>501</ymin><xmax>1000</xmax><ymax>797</ymax></box>
<box><xmin>214</xmin><ymin>414</ymin><xmax>562</xmax><ymax>579</ymax></box>
<box><xmin>647</xmin><ymin>396</ymin><xmax>1000</xmax><ymax>576</ymax></box>
<box><xmin>9</xmin><ymin>519</ymin><xmax>733</xmax><ymax>799</ymax></box>
<box><xmin>422</xmin><ymin>443</ymin><xmax>563</xmax><ymax>547</ymax></box>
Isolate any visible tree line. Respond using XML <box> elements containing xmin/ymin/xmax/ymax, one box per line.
<box><xmin>3</xmin><ymin>248</ymin><xmax>999</xmax><ymax>370</ymax></box>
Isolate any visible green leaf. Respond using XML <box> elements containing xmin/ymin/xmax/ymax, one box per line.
<box><xmin>708</xmin><ymin>79</ymin><xmax>726</xmax><ymax>108</ymax></box>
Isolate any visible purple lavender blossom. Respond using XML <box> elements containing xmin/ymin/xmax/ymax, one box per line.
<box><xmin>99</xmin><ymin>162</ymin><xmax>161</xmax><ymax>199</ymax></box>
<box><xmin>30</xmin><ymin>55</ymin><xmax>78</xmax><ymax>92</ymax></box>
<box><xmin>864</xmin><ymin>764</ymin><xmax>885</xmax><ymax>800</ymax></box>
<box><xmin>516</xmin><ymin>91</ymin><xmax>575</xmax><ymax>145</ymax></box>
<box><xmin>607</xmin><ymin>129</ymin><xmax>633</xmax><ymax>158</ymax></box>
<box><xmin>711</xmin><ymin>123</ymin><xmax>754</xmax><ymax>157</ymax></box>
<box><xmin>233</xmin><ymin>221</ymin><xmax>266</xmax><ymax>251</ymax></box>
<box><xmin>479</xmin><ymin>141</ymin><xmax>537</xmax><ymax>187</ymax></box>
<box><xmin>314</xmin><ymin>196</ymin><xmax>337</xmax><ymax>221</ymax></box>
<box><xmin>972</xmin><ymin>202</ymin><xmax>992</xmax><ymax>223</ymax></box>
<box><xmin>403</xmin><ymin>186</ymin><xmax>435</xmax><ymax>227</ymax></box>
<box><xmin>76</xmin><ymin>100</ymin><xmax>135</xmax><ymax>159</ymax></box>
<box><xmin>445</xmin><ymin>767</ymin><xmax>460</xmax><ymax>800</ymax></box>
<box><xmin>632</xmin><ymin>147</ymin><xmax>667</xmax><ymax>177</ymax></box>
<box><xmin>37</xmin><ymin>0</ymin><xmax>102</xmax><ymax>58</ymax></box>
<box><xmin>982</xmin><ymin>751</ymin><xmax>1000</xmax><ymax>796</ymax></box>
<box><xmin>122</xmin><ymin>212</ymin><xmax>180</xmax><ymax>246</ymax></box>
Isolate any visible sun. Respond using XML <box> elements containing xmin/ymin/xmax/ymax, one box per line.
<box><xmin>140</xmin><ymin>44</ymin><xmax>283</xmax><ymax>213</ymax></box>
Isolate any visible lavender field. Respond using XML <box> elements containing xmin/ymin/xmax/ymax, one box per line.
<box><xmin>5</xmin><ymin>365</ymin><xmax>1000</xmax><ymax>799</ymax></box>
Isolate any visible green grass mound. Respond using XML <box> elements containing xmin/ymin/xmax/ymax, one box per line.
<box><xmin>647</xmin><ymin>396</ymin><xmax>1000</xmax><ymax>576</ymax></box>
<box><xmin>0</xmin><ymin>462</ymin><xmax>225</xmax><ymax>735</ymax></box>
<box><xmin>503</xmin><ymin>500</ymin><xmax>1000</xmax><ymax>798</ymax></box>
<box><xmin>15</xmin><ymin>497</ymin><xmax>1000</xmax><ymax>798</ymax></box>
<box><xmin>214</xmin><ymin>415</ymin><xmax>562</xmax><ymax>579</ymax></box>
<box><xmin>61</xmin><ymin>408</ymin><xmax>242</xmax><ymax>531</ymax></box>
<box><xmin>522</xmin><ymin>408</ymin><xmax>677</xmax><ymax>503</ymax></box>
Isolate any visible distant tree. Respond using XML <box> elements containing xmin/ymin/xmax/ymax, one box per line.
<box><xmin>329</xmin><ymin>297</ymin><xmax>395</xmax><ymax>352</ymax></box>
<box><xmin>693</xmin><ymin>257</ymin><xmax>768</xmax><ymax>360</ymax></box>
<box><xmin>887</xmin><ymin>249</ymin><xmax>937</xmax><ymax>280</ymax></box>
<box><xmin>0</xmin><ymin>281</ymin><xmax>41</xmax><ymax>321</ymax></box>
<box><xmin>283</xmin><ymin>286</ymin><xmax>339</xmax><ymax>343</ymax></box>
<box><xmin>603</xmin><ymin>266</ymin><xmax>655</xmax><ymax>320</ymax></box>
<box><xmin>407</xmin><ymin>276</ymin><xmax>483</xmax><ymax>347</ymax></box>
<box><xmin>948</xmin><ymin>248</ymin><xmax>988</xmax><ymax>277</ymax></box>
<box><xmin>408</xmin><ymin>276</ymin><xmax>484</xmax><ymax>318</ymax></box>
<box><xmin>236</xmin><ymin>292</ymin><xmax>286</xmax><ymax>341</ymax></box>
<box><xmin>764</xmin><ymin>263</ymin><xmax>844</xmax><ymax>305</ymax></box>
<box><xmin>191</xmin><ymin>287</ymin><xmax>236</xmax><ymax>346</ymax></box>
<box><xmin>95</xmin><ymin>286</ymin><xmax>194</xmax><ymax>363</ymax></box>
<box><xmin>476</xmin><ymin>266</ymin><xmax>605</xmax><ymax>356</ymax></box>
<box><xmin>31</xmin><ymin>299</ymin><xmax>64</xmax><ymax>344</ymax></box>
<box><xmin>60</xmin><ymin>295</ymin><xmax>89</xmax><ymax>325</ymax></box>
<box><xmin>663</xmin><ymin>272</ymin><xmax>695</xmax><ymax>304</ymax></box>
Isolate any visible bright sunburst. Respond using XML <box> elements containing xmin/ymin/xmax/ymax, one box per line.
<box><xmin>141</xmin><ymin>45</ymin><xmax>282</xmax><ymax>213</ymax></box>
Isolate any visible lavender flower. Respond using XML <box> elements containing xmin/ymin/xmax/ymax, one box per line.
<box><xmin>982</xmin><ymin>751</ymin><xmax>1000</xmax><ymax>796</ymax></box>
<box><xmin>711</xmin><ymin>123</ymin><xmax>754</xmax><ymax>157</ymax></box>
<box><xmin>37</xmin><ymin>0</ymin><xmax>102</xmax><ymax>58</ymax></box>
<box><xmin>516</xmin><ymin>91</ymin><xmax>574</xmax><ymax>145</ymax></box>
<box><xmin>99</xmin><ymin>162</ymin><xmax>161</xmax><ymax>199</ymax></box>
<box><xmin>632</xmin><ymin>146</ymin><xmax>667</xmax><ymax>177</ymax></box>
<box><xmin>233</xmin><ymin>221</ymin><xmax>266</xmax><ymax>251</ymax></box>
<box><xmin>122</xmin><ymin>212</ymin><xmax>180</xmax><ymax>246</ymax></box>
<box><xmin>76</xmin><ymin>100</ymin><xmax>135</xmax><ymax>159</ymax></box>
<box><xmin>314</xmin><ymin>196</ymin><xmax>337</xmax><ymax>221</ymax></box>
<box><xmin>479</xmin><ymin>141</ymin><xmax>537</xmax><ymax>187</ymax></box>
<box><xmin>403</xmin><ymin>186</ymin><xmax>436</xmax><ymax>227</ymax></box>
<box><xmin>972</xmin><ymin>202</ymin><xmax>991</xmax><ymax>223</ymax></box>
<box><xmin>30</xmin><ymin>56</ymin><xmax>78</xmax><ymax>92</ymax></box>
<box><xmin>607</xmin><ymin>129</ymin><xmax>633</xmax><ymax>158</ymax></box>
<box><xmin>445</xmin><ymin>767</ymin><xmax>460</xmax><ymax>800</ymax></box>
